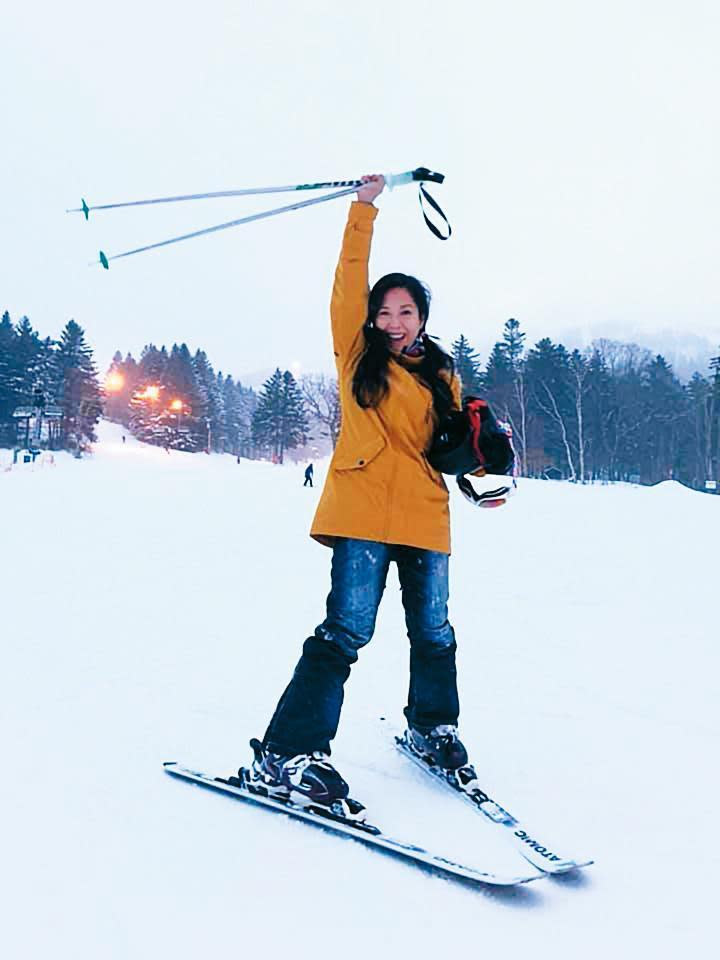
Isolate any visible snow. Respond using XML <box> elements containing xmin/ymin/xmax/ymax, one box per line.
<box><xmin>3</xmin><ymin>420</ymin><xmax>718</xmax><ymax>959</ymax></box>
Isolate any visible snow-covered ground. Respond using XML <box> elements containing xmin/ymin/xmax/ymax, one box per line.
<box><xmin>2</xmin><ymin>421</ymin><xmax>717</xmax><ymax>959</ymax></box>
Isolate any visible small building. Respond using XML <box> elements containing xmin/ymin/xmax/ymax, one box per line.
<box><xmin>12</xmin><ymin>404</ymin><xmax>64</xmax><ymax>449</ymax></box>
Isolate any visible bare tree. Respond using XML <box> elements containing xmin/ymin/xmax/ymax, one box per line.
<box><xmin>592</xmin><ymin>339</ymin><xmax>652</xmax><ymax>378</ymax></box>
<box><xmin>569</xmin><ymin>349</ymin><xmax>591</xmax><ymax>482</ymax></box>
<box><xmin>535</xmin><ymin>380</ymin><xmax>578</xmax><ymax>482</ymax></box>
<box><xmin>512</xmin><ymin>367</ymin><xmax>528</xmax><ymax>475</ymax></box>
<box><xmin>300</xmin><ymin>374</ymin><xmax>341</xmax><ymax>448</ymax></box>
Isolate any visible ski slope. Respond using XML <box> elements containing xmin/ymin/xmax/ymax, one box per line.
<box><xmin>2</xmin><ymin>421</ymin><xmax>717</xmax><ymax>959</ymax></box>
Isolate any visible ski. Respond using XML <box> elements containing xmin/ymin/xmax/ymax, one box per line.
<box><xmin>163</xmin><ymin>761</ymin><xmax>543</xmax><ymax>888</ymax></box>
<box><xmin>394</xmin><ymin>734</ymin><xmax>593</xmax><ymax>875</ymax></box>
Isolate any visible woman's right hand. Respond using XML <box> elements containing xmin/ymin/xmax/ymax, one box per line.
<box><xmin>356</xmin><ymin>174</ymin><xmax>385</xmax><ymax>204</ymax></box>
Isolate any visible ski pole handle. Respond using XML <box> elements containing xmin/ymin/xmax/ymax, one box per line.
<box><xmin>385</xmin><ymin>167</ymin><xmax>445</xmax><ymax>191</ymax></box>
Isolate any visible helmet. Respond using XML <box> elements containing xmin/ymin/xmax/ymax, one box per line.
<box><xmin>428</xmin><ymin>397</ymin><xmax>516</xmax><ymax>507</ymax></box>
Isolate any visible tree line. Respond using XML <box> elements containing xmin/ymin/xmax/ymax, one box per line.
<box><xmin>2</xmin><ymin>307</ymin><xmax>718</xmax><ymax>488</ymax></box>
<box><xmin>452</xmin><ymin>319</ymin><xmax>720</xmax><ymax>489</ymax></box>
<box><xmin>0</xmin><ymin>311</ymin><xmax>101</xmax><ymax>452</ymax></box>
<box><xmin>0</xmin><ymin>311</ymin><xmax>339</xmax><ymax>460</ymax></box>
<box><xmin>105</xmin><ymin>346</ymin><xmax>338</xmax><ymax>461</ymax></box>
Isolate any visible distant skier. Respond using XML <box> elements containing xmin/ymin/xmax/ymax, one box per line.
<box><xmin>247</xmin><ymin>174</ymin><xmax>478</xmax><ymax>820</ymax></box>
<box><xmin>303</xmin><ymin>463</ymin><xmax>314</xmax><ymax>487</ymax></box>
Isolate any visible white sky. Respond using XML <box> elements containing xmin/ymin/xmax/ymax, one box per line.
<box><xmin>1</xmin><ymin>0</ymin><xmax>718</xmax><ymax>381</ymax></box>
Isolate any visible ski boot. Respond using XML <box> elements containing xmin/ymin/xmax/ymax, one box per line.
<box><xmin>406</xmin><ymin>724</ymin><xmax>469</xmax><ymax>770</ymax></box>
<box><xmin>246</xmin><ymin>738</ymin><xmax>367</xmax><ymax>822</ymax></box>
<box><xmin>402</xmin><ymin>724</ymin><xmax>489</xmax><ymax>798</ymax></box>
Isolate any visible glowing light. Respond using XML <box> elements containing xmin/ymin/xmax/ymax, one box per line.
<box><xmin>169</xmin><ymin>399</ymin><xmax>183</xmax><ymax>411</ymax></box>
<box><xmin>143</xmin><ymin>385</ymin><xmax>160</xmax><ymax>401</ymax></box>
<box><xmin>105</xmin><ymin>371</ymin><xmax>124</xmax><ymax>392</ymax></box>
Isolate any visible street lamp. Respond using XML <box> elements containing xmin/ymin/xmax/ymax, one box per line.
<box><xmin>169</xmin><ymin>398</ymin><xmax>188</xmax><ymax>443</ymax></box>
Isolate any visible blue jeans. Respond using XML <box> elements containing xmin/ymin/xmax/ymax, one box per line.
<box><xmin>263</xmin><ymin>538</ymin><xmax>459</xmax><ymax>756</ymax></box>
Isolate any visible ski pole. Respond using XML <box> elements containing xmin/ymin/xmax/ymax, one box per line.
<box><xmin>68</xmin><ymin>167</ymin><xmax>443</xmax><ymax>220</ymax></box>
<box><xmin>91</xmin><ymin>184</ymin><xmax>361</xmax><ymax>269</ymax></box>
<box><xmin>70</xmin><ymin>167</ymin><xmax>451</xmax><ymax>269</ymax></box>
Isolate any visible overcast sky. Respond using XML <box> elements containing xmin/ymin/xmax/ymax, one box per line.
<box><xmin>1</xmin><ymin>0</ymin><xmax>718</xmax><ymax>382</ymax></box>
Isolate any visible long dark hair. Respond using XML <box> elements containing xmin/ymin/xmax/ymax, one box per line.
<box><xmin>352</xmin><ymin>273</ymin><xmax>455</xmax><ymax>422</ymax></box>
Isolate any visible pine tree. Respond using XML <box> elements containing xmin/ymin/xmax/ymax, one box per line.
<box><xmin>237</xmin><ymin>384</ymin><xmax>258</xmax><ymax>457</ymax></box>
<box><xmin>252</xmin><ymin>368</ymin><xmax>283</xmax><ymax>458</ymax></box>
<box><xmin>525</xmin><ymin>338</ymin><xmax>576</xmax><ymax>479</ymax></box>
<box><xmin>1</xmin><ymin>313</ymin><xmax>59</xmax><ymax>448</ymax></box>
<box><xmin>591</xmin><ymin>339</ymin><xmax>653</xmax><ymax>482</ymax></box>
<box><xmin>0</xmin><ymin>311</ymin><xmax>18</xmax><ymax>444</ymax></box>
<box><xmin>503</xmin><ymin>319</ymin><xmax>525</xmax><ymax>366</ymax></box>
<box><xmin>14</xmin><ymin>317</ymin><xmax>43</xmax><ymax>404</ymax></box>
<box><xmin>686</xmin><ymin>373</ymin><xmax>714</xmax><ymax>488</ymax></box>
<box><xmin>710</xmin><ymin>350</ymin><xmax>720</xmax><ymax>483</ymax></box>
<box><xmin>138</xmin><ymin>344</ymin><xmax>167</xmax><ymax>385</ymax></box>
<box><xmin>36</xmin><ymin>337</ymin><xmax>59</xmax><ymax>404</ymax></box>
<box><xmin>450</xmin><ymin>335</ymin><xmax>483</xmax><ymax>396</ymax></box>
<box><xmin>640</xmin><ymin>355</ymin><xmax>687</xmax><ymax>484</ymax></box>
<box><xmin>222</xmin><ymin>374</ymin><xmax>242</xmax><ymax>454</ymax></box>
<box><xmin>279</xmin><ymin>370</ymin><xmax>310</xmax><ymax>460</ymax></box>
<box><xmin>55</xmin><ymin>319</ymin><xmax>102</xmax><ymax>451</ymax></box>
<box><xmin>484</xmin><ymin>342</ymin><xmax>514</xmax><ymax>417</ymax></box>
<box><xmin>252</xmin><ymin>369</ymin><xmax>309</xmax><ymax>463</ymax></box>
<box><xmin>584</xmin><ymin>348</ymin><xmax>615</xmax><ymax>481</ymax></box>
<box><xmin>213</xmin><ymin>370</ymin><xmax>228</xmax><ymax>452</ymax></box>
<box><xmin>191</xmin><ymin>349</ymin><xmax>220</xmax><ymax>452</ymax></box>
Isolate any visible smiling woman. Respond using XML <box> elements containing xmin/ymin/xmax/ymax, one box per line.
<box><xmin>245</xmin><ymin>174</ymin><xmax>479</xmax><ymax>821</ymax></box>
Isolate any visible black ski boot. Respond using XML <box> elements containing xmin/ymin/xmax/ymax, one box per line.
<box><xmin>406</xmin><ymin>724</ymin><xmax>469</xmax><ymax>771</ymax></box>
<box><xmin>247</xmin><ymin>738</ymin><xmax>367</xmax><ymax>822</ymax></box>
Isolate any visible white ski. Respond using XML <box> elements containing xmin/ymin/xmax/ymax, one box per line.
<box><xmin>394</xmin><ymin>735</ymin><xmax>594</xmax><ymax>875</ymax></box>
<box><xmin>163</xmin><ymin>761</ymin><xmax>544</xmax><ymax>888</ymax></box>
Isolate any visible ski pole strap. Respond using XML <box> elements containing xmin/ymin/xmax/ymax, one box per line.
<box><xmin>418</xmin><ymin>184</ymin><xmax>452</xmax><ymax>240</ymax></box>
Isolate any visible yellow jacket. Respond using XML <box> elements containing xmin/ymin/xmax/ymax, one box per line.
<box><xmin>310</xmin><ymin>202</ymin><xmax>461</xmax><ymax>554</ymax></box>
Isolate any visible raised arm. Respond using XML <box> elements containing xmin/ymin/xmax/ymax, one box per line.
<box><xmin>330</xmin><ymin>175</ymin><xmax>384</xmax><ymax>368</ymax></box>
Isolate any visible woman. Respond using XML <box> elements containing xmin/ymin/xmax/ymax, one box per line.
<box><xmin>249</xmin><ymin>174</ymin><xmax>473</xmax><ymax>817</ymax></box>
